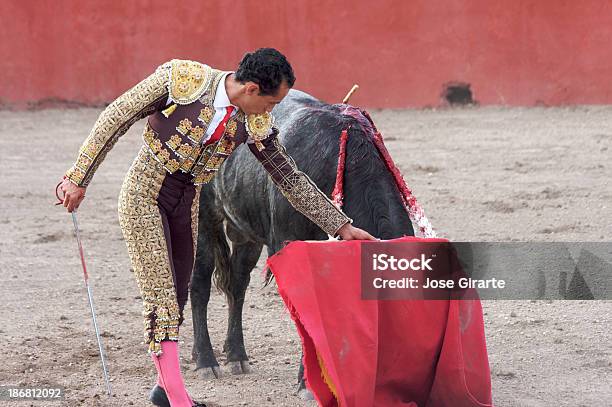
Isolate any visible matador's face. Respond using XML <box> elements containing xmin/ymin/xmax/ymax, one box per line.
<box><xmin>240</xmin><ymin>81</ymin><xmax>290</xmax><ymax>115</ymax></box>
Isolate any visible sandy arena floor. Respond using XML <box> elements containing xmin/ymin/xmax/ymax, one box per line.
<box><xmin>0</xmin><ymin>105</ymin><xmax>610</xmax><ymax>406</ymax></box>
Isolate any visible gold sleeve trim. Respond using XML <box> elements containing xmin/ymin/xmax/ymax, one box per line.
<box><xmin>265</xmin><ymin>137</ymin><xmax>353</xmax><ymax>237</ymax></box>
<box><xmin>65</xmin><ymin>65</ymin><xmax>170</xmax><ymax>187</ymax></box>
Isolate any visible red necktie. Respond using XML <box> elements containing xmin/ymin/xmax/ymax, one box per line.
<box><xmin>205</xmin><ymin>106</ymin><xmax>235</xmax><ymax>145</ymax></box>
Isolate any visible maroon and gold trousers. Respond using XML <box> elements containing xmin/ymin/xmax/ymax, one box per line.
<box><xmin>118</xmin><ymin>147</ymin><xmax>201</xmax><ymax>355</ymax></box>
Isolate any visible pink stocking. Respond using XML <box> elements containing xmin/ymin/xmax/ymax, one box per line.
<box><xmin>150</xmin><ymin>340</ymin><xmax>194</xmax><ymax>406</ymax></box>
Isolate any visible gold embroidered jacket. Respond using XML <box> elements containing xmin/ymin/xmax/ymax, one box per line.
<box><xmin>65</xmin><ymin>59</ymin><xmax>352</xmax><ymax>236</ymax></box>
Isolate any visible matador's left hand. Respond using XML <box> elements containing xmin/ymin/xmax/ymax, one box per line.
<box><xmin>336</xmin><ymin>223</ymin><xmax>378</xmax><ymax>241</ymax></box>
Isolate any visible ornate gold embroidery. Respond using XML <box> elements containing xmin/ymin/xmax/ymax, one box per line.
<box><xmin>225</xmin><ymin>120</ymin><xmax>237</xmax><ymax>137</ymax></box>
<box><xmin>198</xmin><ymin>69</ymin><xmax>226</xmax><ymax>105</ymax></box>
<box><xmin>76</xmin><ymin>155</ymin><xmax>92</xmax><ymax>171</ymax></box>
<box><xmin>193</xmin><ymin>170</ymin><xmax>216</xmax><ymax>185</ymax></box>
<box><xmin>198</xmin><ymin>106</ymin><xmax>214</xmax><ymax>126</ymax></box>
<box><xmin>216</xmin><ymin>139</ymin><xmax>235</xmax><ymax>155</ymax></box>
<box><xmin>64</xmin><ymin>64</ymin><xmax>169</xmax><ymax>187</ymax></box>
<box><xmin>71</xmin><ymin>66</ymin><xmax>237</xmax><ymax>187</ymax></box>
<box><xmin>143</xmin><ymin>128</ymin><xmax>155</xmax><ymax>145</ymax></box>
<box><xmin>158</xmin><ymin>149</ymin><xmax>170</xmax><ymax>162</ymax></box>
<box><xmin>180</xmin><ymin>157</ymin><xmax>196</xmax><ymax>172</ymax></box>
<box><xmin>118</xmin><ymin>147</ymin><xmax>181</xmax><ymax>355</ymax></box>
<box><xmin>143</xmin><ymin>125</ymin><xmax>183</xmax><ymax>173</ymax></box>
<box><xmin>207</xmin><ymin>156</ymin><xmax>224</xmax><ymax>168</ymax></box>
<box><xmin>261</xmin><ymin>137</ymin><xmax>352</xmax><ymax>236</ymax></box>
<box><xmin>234</xmin><ymin>110</ymin><xmax>246</xmax><ymax>123</ymax></box>
<box><xmin>188</xmin><ymin>126</ymin><xmax>205</xmax><ymax>144</ymax></box>
<box><xmin>67</xmin><ymin>167</ymin><xmax>85</xmax><ymax>184</ymax></box>
<box><xmin>150</xmin><ymin>138</ymin><xmax>162</xmax><ymax>153</ymax></box>
<box><xmin>176</xmin><ymin>143</ymin><xmax>193</xmax><ymax>158</ymax></box>
<box><xmin>165</xmin><ymin>134</ymin><xmax>182</xmax><ymax>150</ymax></box>
<box><xmin>179</xmin><ymin>143</ymin><xmax>203</xmax><ymax>173</ymax></box>
<box><xmin>194</xmin><ymin>144</ymin><xmax>215</xmax><ymax>165</ymax></box>
<box><xmin>166</xmin><ymin>159</ymin><xmax>180</xmax><ymax>173</ymax></box>
<box><xmin>187</xmin><ymin>117</ymin><xmax>239</xmax><ymax>181</ymax></box>
<box><xmin>190</xmin><ymin>146</ymin><xmax>203</xmax><ymax>159</ymax></box>
<box><xmin>246</xmin><ymin>112</ymin><xmax>274</xmax><ymax>138</ymax></box>
<box><xmin>191</xmin><ymin>185</ymin><xmax>202</xmax><ymax>254</ymax></box>
<box><xmin>246</xmin><ymin>112</ymin><xmax>274</xmax><ymax>151</ymax></box>
<box><xmin>176</xmin><ymin>118</ymin><xmax>192</xmax><ymax>135</ymax></box>
<box><xmin>168</xmin><ymin>60</ymin><xmax>213</xmax><ymax>105</ymax></box>
<box><xmin>81</xmin><ymin>142</ymin><xmax>101</xmax><ymax>159</ymax></box>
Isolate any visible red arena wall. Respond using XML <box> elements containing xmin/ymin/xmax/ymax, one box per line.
<box><xmin>1</xmin><ymin>0</ymin><xmax>612</xmax><ymax>108</ymax></box>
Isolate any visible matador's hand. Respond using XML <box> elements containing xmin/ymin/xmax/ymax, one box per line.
<box><xmin>336</xmin><ymin>223</ymin><xmax>378</xmax><ymax>241</ymax></box>
<box><xmin>59</xmin><ymin>178</ymin><xmax>86</xmax><ymax>213</ymax></box>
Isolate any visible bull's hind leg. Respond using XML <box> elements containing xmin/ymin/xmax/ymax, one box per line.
<box><xmin>223</xmin><ymin>224</ymin><xmax>263</xmax><ymax>375</ymax></box>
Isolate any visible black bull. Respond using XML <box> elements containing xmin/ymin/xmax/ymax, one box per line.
<box><xmin>189</xmin><ymin>89</ymin><xmax>415</xmax><ymax>391</ymax></box>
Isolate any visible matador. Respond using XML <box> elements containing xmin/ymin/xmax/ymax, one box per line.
<box><xmin>59</xmin><ymin>48</ymin><xmax>374</xmax><ymax>407</ymax></box>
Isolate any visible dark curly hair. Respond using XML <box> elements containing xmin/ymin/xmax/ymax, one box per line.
<box><xmin>235</xmin><ymin>48</ymin><xmax>296</xmax><ymax>96</ymax></box>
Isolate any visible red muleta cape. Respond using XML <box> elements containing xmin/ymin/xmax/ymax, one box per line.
<box><xmin>267</xmin><ymin>236</ymin><xmax>493</xmax><ymax>407</ymax></box>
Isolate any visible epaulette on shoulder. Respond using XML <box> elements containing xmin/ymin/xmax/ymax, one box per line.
<box><xmin>246</xmin><ymin>112</ymin><xmax>275</xmax><ymax>151</ymax></box>
<box><xmin>162</xmin><ymin>59</ymin><xmax>213</xmax><ymax>105</ymax></box>
<box><xmin>245</xmin><ymin>112</ymin><xmax>275</xmax><ymax>140</ymax></box>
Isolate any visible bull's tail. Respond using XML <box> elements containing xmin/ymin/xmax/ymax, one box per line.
<box><xmin>197</xmin><ymin>186</ymin><xmax>235</xmax><ymax>305</ymax></box>
<box><xmin>211</xmin><ymin>221</ymin><xmax>234</xmax><ymax>306</ymax></box>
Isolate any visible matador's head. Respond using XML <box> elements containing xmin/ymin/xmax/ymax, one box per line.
<box><xmin>227</xmin><ymin>48</ymin><xmax>296</xmax><ymax>115</ymax></box>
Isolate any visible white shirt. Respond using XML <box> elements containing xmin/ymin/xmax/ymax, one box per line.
<box><xmin>207</xmin><ymin>71</ymin><xmax>239</xmax><ymax>144</ymax></box>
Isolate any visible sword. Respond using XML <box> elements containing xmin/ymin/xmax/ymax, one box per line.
<box><xmin>56</xmin><ymin>182</ymin><xmax>112</xmax><ymax>396</ymax></box>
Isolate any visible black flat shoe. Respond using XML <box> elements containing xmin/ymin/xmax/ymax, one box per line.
<box><xmin>149</xmin><ymin>384</ymin><xmax>170</xmax><ymax>407</ymax></box>
<box><xmin>149</xmin><ymin>384</ymin><xmax>207</xmax><ymax>407</ymax></box>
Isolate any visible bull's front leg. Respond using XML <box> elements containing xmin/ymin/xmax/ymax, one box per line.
<box><xmin>223</xmin><ymin>240</ymin><xmax>263</xmax><ymax>374</ymax></box>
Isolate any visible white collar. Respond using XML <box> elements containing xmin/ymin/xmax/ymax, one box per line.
<box><xmin>213</xmin><ymin>71</ymin><xmax>239</xmax><ymax>110</ymax></box>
